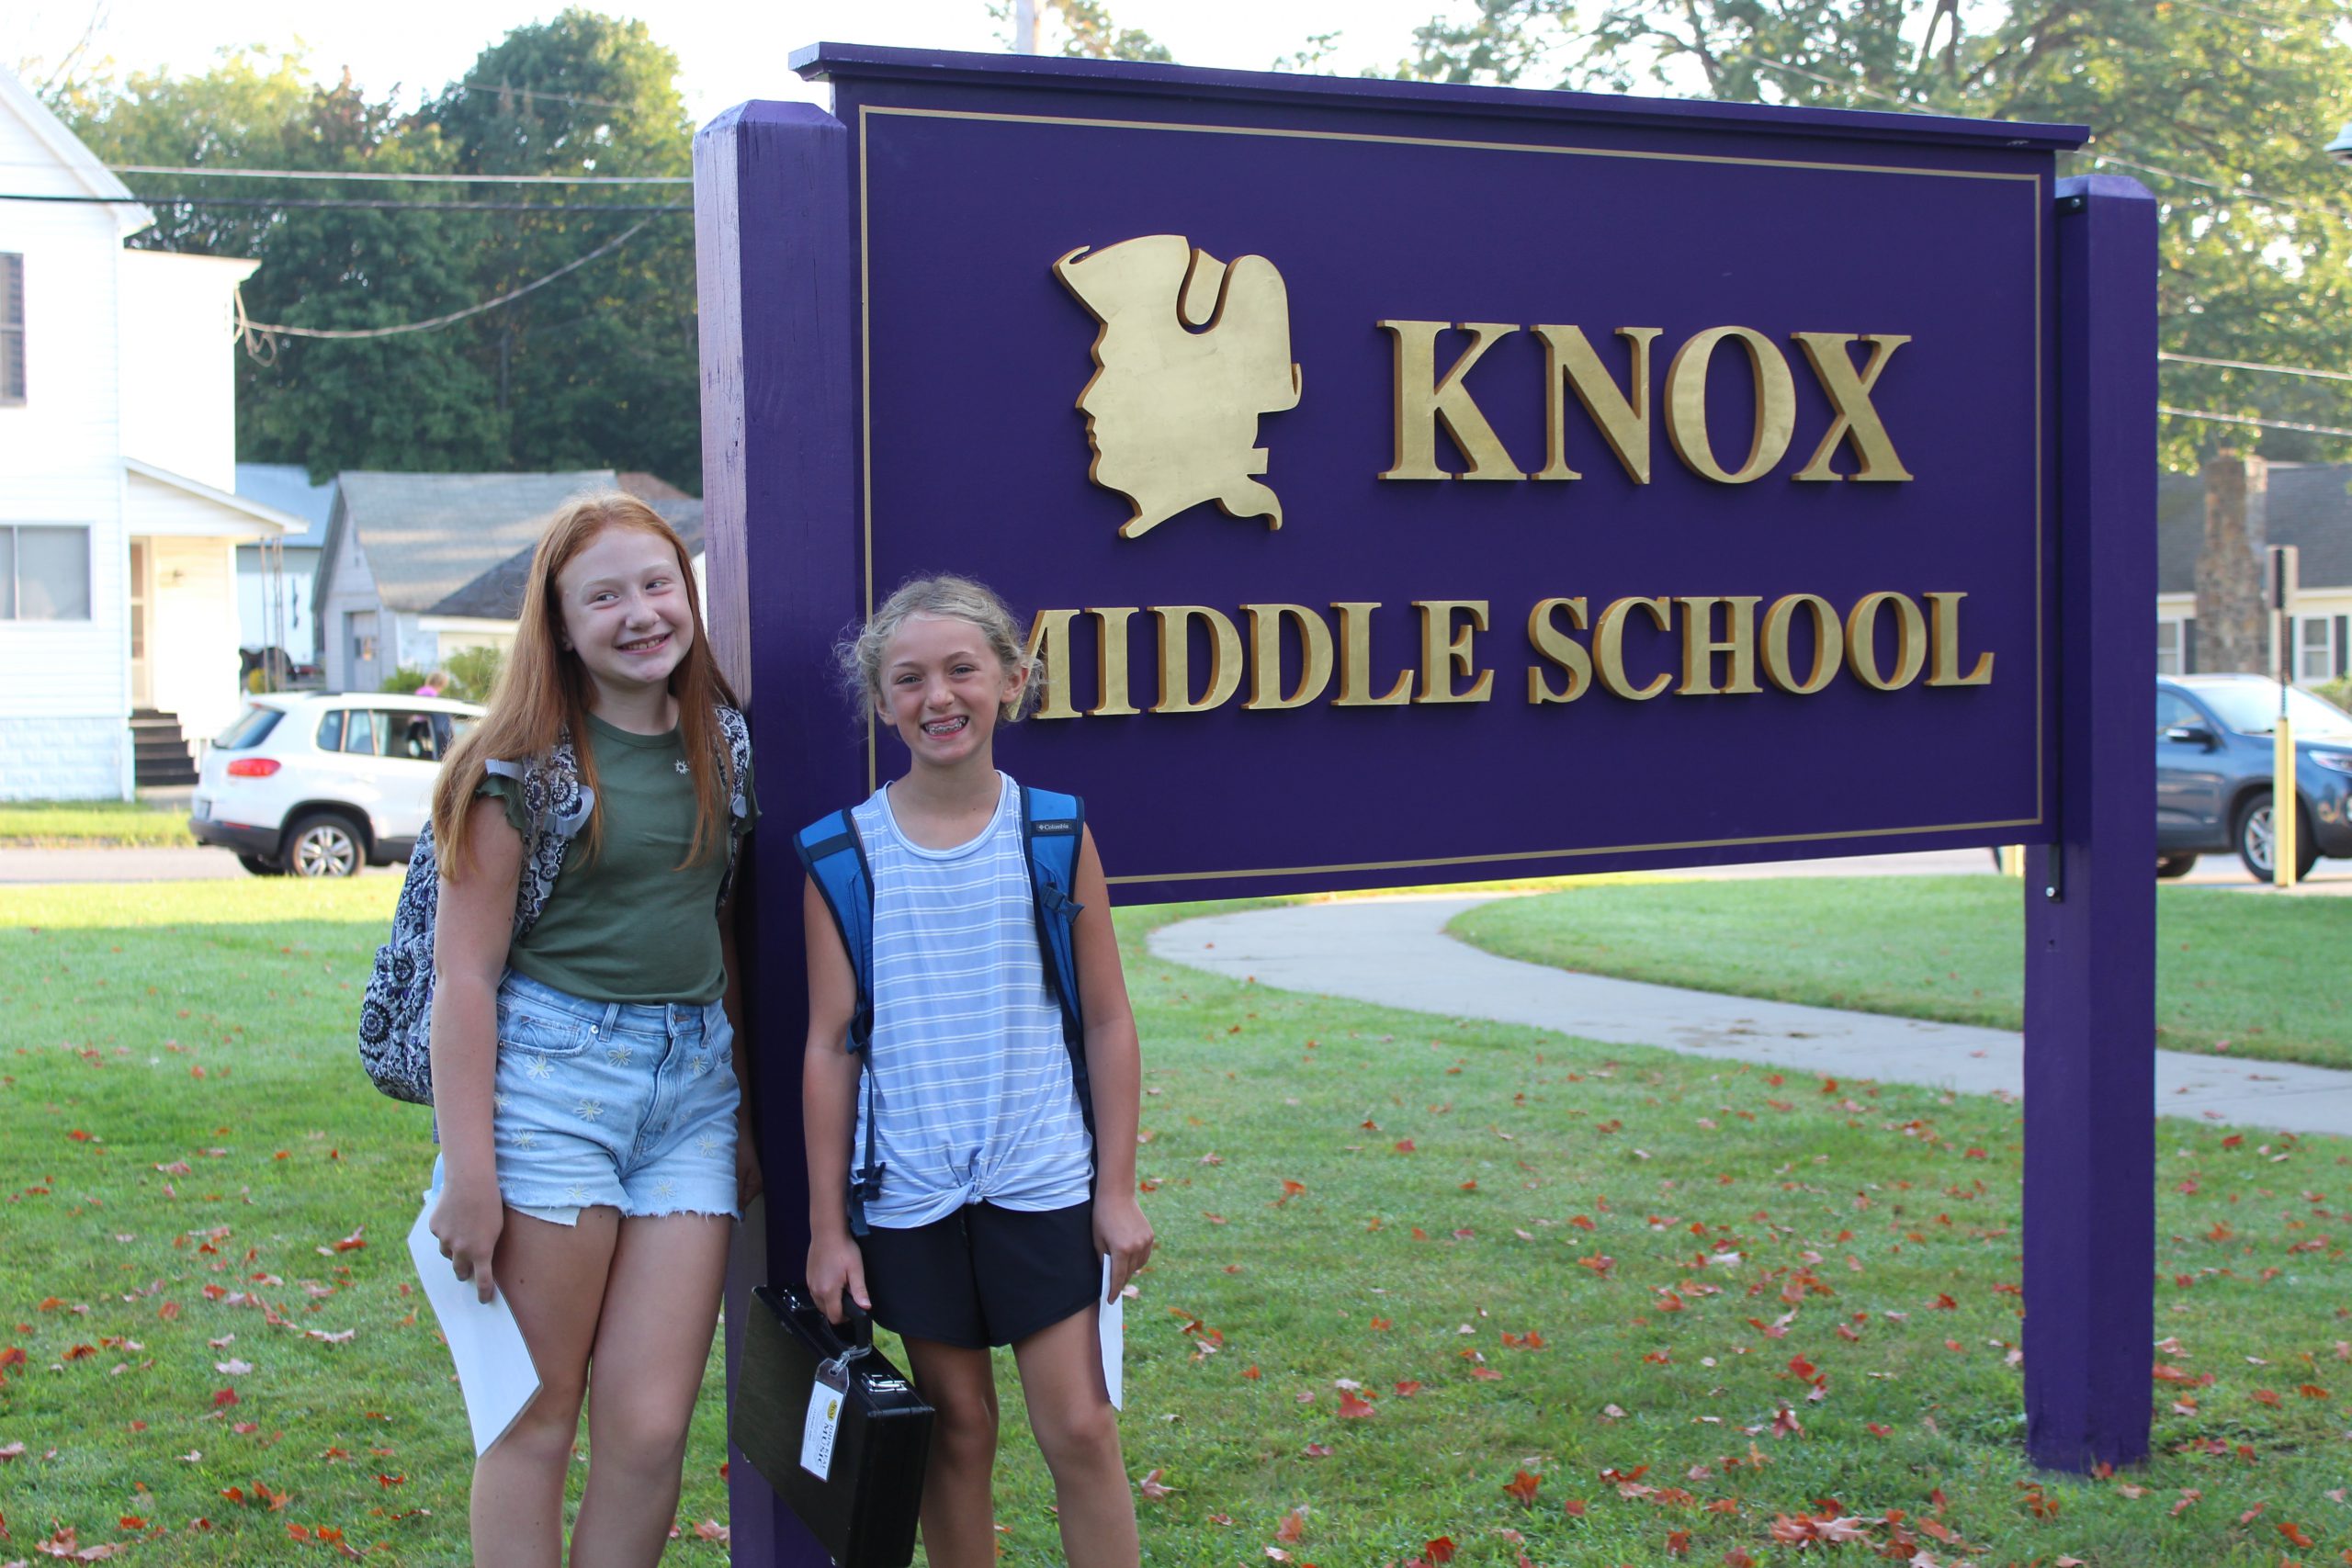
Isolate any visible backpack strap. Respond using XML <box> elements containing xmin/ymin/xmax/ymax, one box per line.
<box><xmin>713</xmin><ymin>705</ymin><xmax>753</xmax><ymax>908</ymax></box>
<box><xmin>795</xmin><ymin>808</ymin><xmax>876</xmax><ymax>1049</ymax></box>
<box><xmin>488</xmin><ymin>732</ymin><xmax>593</xmax><ymax>942</ymax></box>
<box><xmin>1020</xmin><ymin>784</ymin><xmax>1093</xmax><ymax>1141</ymax></box>
<box><xmin>796</xmin><ymin>808</ymin><xmax>883</xmax><ymax>1235</ymax></box>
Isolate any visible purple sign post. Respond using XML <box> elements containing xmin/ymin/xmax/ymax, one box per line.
<box><xmin>694</xmin><ymin>48</ymin><xmax>2154</xmax><ymax>1561</ymax></box>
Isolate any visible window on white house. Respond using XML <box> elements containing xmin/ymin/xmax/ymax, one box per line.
<box><xmin>2156</xmin><ymin>617</ymin><xmax>2184</xmax><ymax>677</ymax></box>
<box><xmin>0</xmin><ymin>254</ymin><xmax>21</xmax><ymax>405</ymax></box>
<box><xmin>0</xmin><ymin>525</ymin><xmax>91</xmax><ymax>620</ymax></box>
<box><xmin>2301</xmin><ymin>615</ymin><xmax>2335</xmax><ymax>685</ymax></box>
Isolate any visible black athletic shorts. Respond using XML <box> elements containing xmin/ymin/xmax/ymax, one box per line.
<box><xmin>858</xmin><ymin>1198</ymin><xmax>1100</xmax><ymax>1349</ymax></box>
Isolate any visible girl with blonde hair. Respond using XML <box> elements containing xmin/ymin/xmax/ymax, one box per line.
<box><xmin>425</xmin><ymin>491</ymin><xmax>758</xmax><ymax>1566</ymax></box>
<box><xmin>801</xmin><ymin>573</ymin><xmax>1151</xmax><ymax>1568</ymax></box>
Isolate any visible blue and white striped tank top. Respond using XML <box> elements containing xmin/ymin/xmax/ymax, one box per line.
<box><xmin>853</xmin><ymin>773</ymin><xmax>1093</xmax><ymax>1229</ymax></box>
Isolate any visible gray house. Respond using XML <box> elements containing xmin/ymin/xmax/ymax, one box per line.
<box><xmin>232</xmin><ymin>463</ymin><xmax>334</xmax><ymax>667</ymax></box>
<box><xmin>312</xmin><ymin>471</ymin><xmax>617</xmax><ymax>692</ymax></box>
<box><xmin>2157</xmin><ymin>464</ymin><xmax>2352</xmax><ymax>686</ymax></box>
<box><xmin>434</xmin><ymin>498</ymin><xmax>704</xmax><ymax>623</ymax></box>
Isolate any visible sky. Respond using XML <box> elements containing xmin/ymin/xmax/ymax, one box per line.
<box><xmin>14</xmin><ymin>0</ymin><xmax>1488</xmax><ymax>122</ymax></box>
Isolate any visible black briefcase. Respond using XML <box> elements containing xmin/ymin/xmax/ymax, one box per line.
<box><xmin>734</xmin><ymin>1284</ymin><xmax>935</xmax><ymax>1568</ymax></box>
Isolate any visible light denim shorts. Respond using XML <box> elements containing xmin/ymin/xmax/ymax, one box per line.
<box><xmin>481</xmin><ymin>969</ymin><xmax>741</xmax><ymax>1224</ymax></box>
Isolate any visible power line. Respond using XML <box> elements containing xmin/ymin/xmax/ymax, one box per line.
<box><xmin>233</xmin><ymin>219</ymin><xmax>650</xmax><ymax>351</ymax></box>
<box><xmin>106</xmin><ymin>164</ymin><xmax>687</xmax><ymax>185</ymax></box>
<box><xmin>450</xmin><ymin>79</ymin><xmax>643</xmax><ymax>114</ymax></box>
<box><xmin>2083</xmin><ymin>151</ymin><xmax>2352</xmax><ymax>225</ymax></box>
<box><xmin>0</xmin><ymin>191</ymin><xmax>686</xmax><ymax>211</ymax></box>
<box><xmin>2160</xmin><ymin>405</ymin><xmax>2352</xmax><ymax>439</ymax></box>
<box><xmin>1738</xmin><ymin>56</ymin><xmax>2352</xmax><ymax>232</ymax></box>
<box><xmin>2161</xmin><ymin>351</ymin><xmax>2352</xmax><ymax>384</ymax></box>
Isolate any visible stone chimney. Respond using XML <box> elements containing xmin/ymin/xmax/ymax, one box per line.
<box><xmin>2194</xmin><ymin>453</ymin><xmax>2268</xmax><ymax>674</ymax></box>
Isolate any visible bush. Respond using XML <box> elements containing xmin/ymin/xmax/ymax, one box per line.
<box><xmin>445</xmin><ymin>645</ymin><xmax>505</xmax><ymax>704</ymax></box>
<box><xmin>2317</xmin><ymin>673</ymin><xmax>2352</xmax><ymax>715</ymax></box>
<box><xmin>379</xmin><ymin>647</ymin><xmax>504</xmax><ymax>705</ymax></box>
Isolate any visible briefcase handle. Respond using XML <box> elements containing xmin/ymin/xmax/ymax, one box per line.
<box><xmin>784</xmin><ymin>1282</ymin><xmax>876</xmax><ymax>1367</ymax></box>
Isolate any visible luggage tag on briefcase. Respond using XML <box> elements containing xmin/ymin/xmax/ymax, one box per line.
<box><xmin>738</xmin><ymin>1285</ymin><xmax>935</xmax><ymax>1568</ymax></box>
<box><xmin>798</xmin><ymin>1339</ymin><xmax>863</xmax><ymax>1480</ymax></box>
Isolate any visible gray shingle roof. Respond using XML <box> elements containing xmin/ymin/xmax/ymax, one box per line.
<box><xmin>430</xmin><ymin>497</ymin><xmax>706</xmax><ymax>621</ymax></box>
<box><xmin>328</xmin><ymin>471</ymin><xmax>618</xmax><ymax>613</ymax></box>
<box><xmin>2158</xmin><ymin>464</ymin><xmax>2352</xmax><ymax>594</ymax></box>
<box><xmin>233</xmin><ymin>464</ymin><xmax>335</xmax><ymax>547</ymax></box>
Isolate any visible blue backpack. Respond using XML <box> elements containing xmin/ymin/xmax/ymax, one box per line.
<box><xmin>796</xmin><ymin>784</ymin><xmax>1089</xmax><ymax>1235</ymax></box>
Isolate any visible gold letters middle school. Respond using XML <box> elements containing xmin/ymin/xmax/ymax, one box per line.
<box><xmin>1022</xmin><ymin>593</ymin><xmax>1994</xmax><ymax>721</ymax></box>
<box><xmin>1043</xmin><ymin>248</ymin><xmax>1979</xmax><ymax>721</ymax></box>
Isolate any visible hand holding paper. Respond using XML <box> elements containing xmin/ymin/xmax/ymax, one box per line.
<box><xmin>1099</xmin><ymin>1256</ymin><xmax>1124</xmax><ymax>1411</ymax></box>
<box><xmin>407</xmin><ymin>1197</ymin><xmax>541</xmax><ymax>1456</ymax></box>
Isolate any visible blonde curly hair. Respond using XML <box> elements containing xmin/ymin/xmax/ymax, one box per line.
<box><xmin>841</xmin><ymin>574</ymin><xmax>1041</xmax><ymax>724</ymax></box>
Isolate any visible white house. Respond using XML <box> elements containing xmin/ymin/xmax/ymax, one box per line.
<box><xmin>0</xmin><ymin>68</ymin><xmax>302</xmax><ymax>798</ymax></box>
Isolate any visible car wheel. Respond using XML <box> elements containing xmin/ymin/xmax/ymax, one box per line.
<box><xmin>237</xmin><ymin>853</ymin><xmax>287</xmax><ymax>877</ymax></box>
<box><xmin>2155</xmin><ymin>853</ymin><xmax>2199</xmax><ymax>879</ymax></box>
<box><xmin>286</xmin><ymin>813</ymin><xmax>365</xmax><ymax>878</ymax></box>
<box><xmin>2233</xmin><ymin>791</ymin><xmax>2320</xmax><ymax>883</ymax></box>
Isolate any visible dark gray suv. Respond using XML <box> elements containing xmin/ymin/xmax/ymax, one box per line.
<box><xmin>2157</xmin><ymin>675</ymin><xmax>2352</xmax><ymax>880</ymax></box>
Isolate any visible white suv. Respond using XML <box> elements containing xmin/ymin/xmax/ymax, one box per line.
<box><xmin>190</xmin><ymin>693</ymin><xmax>485</xmax><ymax>876</ymax></box>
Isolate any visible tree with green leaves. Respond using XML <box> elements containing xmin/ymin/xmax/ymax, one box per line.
<box><xmin>51</xmin><ymin>51</ymin><xmax>506</xmax><ymax>476</ymax></box>
<box><xmin>1407</xmin><ymin>1</ymin><xmax>2352</xmax><ymax>471</ymax></box>
<box><xmin>421</xmin><ymin>9</ymin><xmax>702</xmax><ymax>485</ymax></box>
<box><xmin>992</xmin><ymin>0</ymin><xmax>1175</xmax><ymax>63</ymax></box>
<box><xmin>49</xmin><ymin>11</ymin><xmax>704</xmax><ymax>487</ymax></box>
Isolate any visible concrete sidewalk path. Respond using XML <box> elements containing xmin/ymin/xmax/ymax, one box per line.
<box><xmin>1148</xmin><ymin>896</ymin><xmax>2352</xmax><ymax>1139</ymax></box>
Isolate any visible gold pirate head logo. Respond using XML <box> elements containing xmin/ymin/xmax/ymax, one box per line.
<box><xmin>1054</xmin><ymin>235</ymin><xmax>1304</xmax><ymax>540</ymax></box>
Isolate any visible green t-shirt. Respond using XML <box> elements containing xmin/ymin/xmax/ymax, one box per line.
<box><xmin>479</xmin><ymin>712</ymin><xmax>757</xmax><ymax>1004</ymax></box>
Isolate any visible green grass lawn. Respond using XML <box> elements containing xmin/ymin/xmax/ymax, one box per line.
<box><xmin>1452</xmin><ymin>875</ymin><xmax>2352</xmax><ymax>1073</ymax></box>
<box><xmin>0</xmin><ymin>799</ymin><xmax>196</xmax><ymax>847</ymax></box>
<box><xmin>3</xmin><ymin>880</ymin><xmax>2349</xmax><ymax>1565</ymax></box>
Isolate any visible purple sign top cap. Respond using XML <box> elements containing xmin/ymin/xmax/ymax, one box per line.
<box><xmin>789</xmin><ymin>39</ymin><xmax>2086</xmax><ymax>152</ymax></box>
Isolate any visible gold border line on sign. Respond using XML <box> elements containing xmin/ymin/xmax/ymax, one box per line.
<box><xmin>2032</xmin><ymin>182</ymin><xmax>2044</xmax><ymax>826</ymax></box>
<box><xmin>1104</xmin><ymin>816</ymin><xmax>2045</xmax><ymax>887</ymax></box>
<box><xmin>858</xmin><ymin>117</ymin><xmax>877</xmax><ymax>789</ymax></box>
<box><xmin>854</xmin><ymin>102</ymin><xmax>2050</xmax><ymax>879</ymax></box>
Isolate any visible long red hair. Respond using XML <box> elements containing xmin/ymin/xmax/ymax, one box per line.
<box><xmin>431</xmin><ymin>492</ymin><xmax>740</xmax><ymax>878</ymax></box>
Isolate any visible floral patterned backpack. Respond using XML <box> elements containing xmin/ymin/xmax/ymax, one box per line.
<box><xmin>356</xmin><ymin>706</ymin><xmax>752</xmax><ymax>1105</ymax></box>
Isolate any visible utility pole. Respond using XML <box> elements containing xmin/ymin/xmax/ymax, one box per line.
<box><xmin>1014</xmin><ymin>0</ymin><xmax>1039</xmax><ymax>53</ymax></box>
<box><xmin>2268</xmin><ymin>544</ymin><xmax>2301</xmax><ymax>887</ymax></box>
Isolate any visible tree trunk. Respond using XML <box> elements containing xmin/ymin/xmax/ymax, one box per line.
<box><xmin>2193</xmin><ymin>453</ymin><xmax>2267</xmax><ymax>673</ymax></box>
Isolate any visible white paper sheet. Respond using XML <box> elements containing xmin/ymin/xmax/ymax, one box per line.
<box><xmin>1098</xmin><ymin>1256</ymin><xmax>1124</xmax><ymax>1411</ymax></box>
<box><xmin>407</xmin><ymin>1197</ymin><xmax>542</xmax><ymax>1456</ymax></box>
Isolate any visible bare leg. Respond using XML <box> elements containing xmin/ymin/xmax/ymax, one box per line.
<box><xmin>1012</xmin><ymin>1306</ymin><xmax>1136</xmax><ymax>1568</ymax></box>
<box><xmin>472</xmin><ymin>1206</ymin><xmax>621</xmax><ymax>1568</ymax></box>
<box><xmin>900</xmin><ymin>1337</ymin><xmax>1000</xmax><ymax>1568</ymax></box>
<box><xmin>570</xmin><ymin>1213</ymin><xmax>732</xmax><ymax>1568</ymax></box>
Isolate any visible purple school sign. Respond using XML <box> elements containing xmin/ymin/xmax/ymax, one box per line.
<box><xmin>695</xmin><ymin>46</ymin><xmax>2154</xmax><ymax>1561</ymax></box>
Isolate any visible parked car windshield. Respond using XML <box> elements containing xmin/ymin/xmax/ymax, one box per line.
<box><xmin>2192</xmin><ymin>682</ymin><xmax>2352</xmax><ymax>739</ymax></box>
<box><xmin>213</xmin><ymin>705</ymin><xmax>284</xmax><ymax>750</ymax></box>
